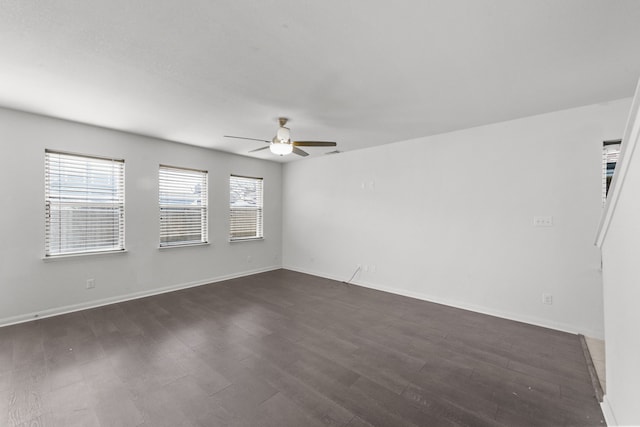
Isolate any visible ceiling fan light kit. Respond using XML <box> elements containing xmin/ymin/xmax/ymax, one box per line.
<box><xmin>270</xmin><ymin>139</ymin><xmax>293</xmax><ymax>156</ymax></box>
<box><xmin>225</xmin><ymin>117</ymin><xmax>337</xmax><ymax>158</ymax></box>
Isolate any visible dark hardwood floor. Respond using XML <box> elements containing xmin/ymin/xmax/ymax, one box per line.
<box><xmin>0</xmin><ymin>269</ymin><xmax>604</xmax><ymax>426</ymax></box>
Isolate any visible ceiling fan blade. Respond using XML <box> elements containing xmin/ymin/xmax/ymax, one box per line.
<box><xmin>224</xmin><ymin>135</ymin><xmax>270</xmax><ymax>143</ymax></box>
<box><xmin>249</xmin><ymin>146</ymin><xmax>270</xmax><ymax>153</ymax></box>
<box><xmin>293</xmin><ymin>141</ymin><xmax>337</xmax><ymax>147</ymax></box>
<box><xmin>292</xmin><ymin>147</ymin><xmax>309</xmax><ymax>157</ymax></box>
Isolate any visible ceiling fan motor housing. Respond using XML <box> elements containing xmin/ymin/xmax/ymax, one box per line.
<box><xmin>276</xmin><ymin>126</ymin><xmax>291</xmax><ymax>143</ymax></box>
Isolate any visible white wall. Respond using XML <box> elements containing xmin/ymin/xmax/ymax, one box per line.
<box><xmin>597</xmin><ymin>85</ymin><xmax>640</xmax><ymax>426</ymax></box>
<box><xmin>283</xmin><ymin>99</ymin><xmax>631</xmax><ymax>338</ymax></box>
<box><xmin>0</xmin><ymin>107</ymin><xmax>282</xmax><ymax>325</ymax></box>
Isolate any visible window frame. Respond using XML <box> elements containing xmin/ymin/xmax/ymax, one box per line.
<box><xmin>229</xmin><ymin>174</ymin><xmax>264</xmax><ymax>242</ymax></box>
<box><xmin>44</xmin><ymin>149</ymin><xmax>126</xmax><ymax>258</ymax></box>
<box><xmin>158</xmin><ymin>164</ymin><xmax>209</xmax><ymax>248</ymax></box>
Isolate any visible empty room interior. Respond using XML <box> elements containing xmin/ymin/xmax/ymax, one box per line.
<box><xmin>2</xmin><ymin>1</ymin><xmax>640</xmax><ymax>426</ymax></box>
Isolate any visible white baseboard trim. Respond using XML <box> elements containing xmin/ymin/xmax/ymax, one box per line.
<box><xmin>0</xmin><ymin>265</ymin><xmax>281</xmax><ymax>328</ymax></box>
<box><xmin>283</xmin><ymin>265</ymin><xmax>604</xmax><ymax>339</ymax></box>
<box><xmin>601</xmin><ymin>395</ymin><xmax>618</xmax><ymax>426</ymax></box>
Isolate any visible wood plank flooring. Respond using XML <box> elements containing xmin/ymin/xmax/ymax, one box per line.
<box><xmin>0</xmin><ymin>269</ymin><xmax>604</xmax><ymax>426</ymax></box>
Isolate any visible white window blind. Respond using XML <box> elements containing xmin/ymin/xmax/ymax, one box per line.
<box><xmin>45</xmin><ymin>150</ymin><xmax>125</xmax><ymax>257</ymax></box>
<box><xmin>603</xmin><ymin>141</ymin><xmax>621</xmax><ymax>204</ymax></box>
<box><xmin>230</xmin><ymin>175</ymin><xmax>263</xmax><ymax>241</ymax></box>
<box><xmin>159</xmin><ymin>165</ymin><xmax>208</xmax><ymax>247</ymax></box>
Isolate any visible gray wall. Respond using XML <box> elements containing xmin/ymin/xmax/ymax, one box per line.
<box><xmin>598</xmin><ymin>86</ymin><xmax>640</xmax><ymax>426</ymax></box>
<box><xmin>0</xmin><ymin>107</ymin><xmax>283</xmax><ymax>325</ymax></box>
<box><xmin>282</xmin><ymin>99</ymin><xmax>631</xmax><ymax>338</ymax></box>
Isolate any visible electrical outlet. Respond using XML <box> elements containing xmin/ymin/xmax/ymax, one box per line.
<box><xmin>247</xmin><ymin>255</ymin><xmax>252</xmax><ymax>263</ymax></box>
<box><xmin>533</xmin><ymin>216</ymin><xmax>553</xmax><ymax>227</ymax></box>
<box><xmin>86</xmin><ymin>279</ymin><xmax>95</xmax><ymax>289</ymax></box>
<box><xmin>542</xmin><ymin>293</ymin><xmax>553</xmax><ymax>305</ymax></box>
<box><xmin>361</xmin><ymin>181</ymin><xmax>376</xmax><ymax>191</ymax></box>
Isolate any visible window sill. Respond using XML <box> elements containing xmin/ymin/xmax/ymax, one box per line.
<box><xmin>158</xmin><ymin>242</ymin><xmax>210</xmax><ymax>250</ymax></box>
<box><xmin>43</xmin><ymin>249</ymin><xmax>128</xmax><ymax>262</ymax></box>
<box><xmin>229</xmin><ymin>237</ymin><xmax>264</xmax><ymax>243</ymax></box>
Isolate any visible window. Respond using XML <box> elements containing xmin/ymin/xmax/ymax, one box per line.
<box><xmin>603</xmin><ymin>139</ymin><xmax>621</xmax><ymax>204</ymax></box>
<box><xmin>229</xmin><ymin>175</ymin><xmax>263</xmax><ymax>241</ymax></box>
<box><xmin>45</xmin><ymin>150</ymin><xmax>125</xmax><ymax>257</ymax></box>
<box><xmin>159</xmin><ymin>165</ymin><xmax>208</xmax><ymax>247</ymax></box>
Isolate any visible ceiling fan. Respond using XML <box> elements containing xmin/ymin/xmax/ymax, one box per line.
<box><xmin>224</xmin><ymin>117</ymin><xmax>337</xmax><ymax>157</ymax></box>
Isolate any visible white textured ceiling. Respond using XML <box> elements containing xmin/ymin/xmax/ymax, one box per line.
<box><xmin>1</xmin><ymin>0</ymin><xmax>640</xmax><ymax>162</ymax></box>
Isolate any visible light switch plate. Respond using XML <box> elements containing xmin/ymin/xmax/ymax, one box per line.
<box><xmin>533</xmin><ymin>216</ymin><xmax>553</xmax><ymax>227</ymax></box>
